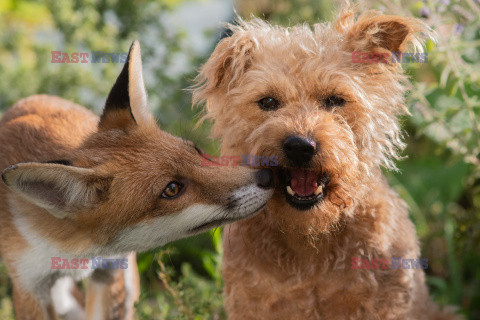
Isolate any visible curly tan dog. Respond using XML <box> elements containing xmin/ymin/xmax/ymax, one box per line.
<box><xmin>194</xmin><ymin>6</ymin><xmax>461</xmax><ymax>320</ymax></box>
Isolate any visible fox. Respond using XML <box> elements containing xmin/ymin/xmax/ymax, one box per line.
<box><xmin>0</xmin><ymin>40</ymin><xmax>274</xmax><ymax>320</ymax></box>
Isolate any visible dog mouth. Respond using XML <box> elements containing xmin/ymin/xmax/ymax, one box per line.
<box><xmin>278</xmin><ymin>168</ymin><xmax>330</xmax><ymax>211</ymax></box>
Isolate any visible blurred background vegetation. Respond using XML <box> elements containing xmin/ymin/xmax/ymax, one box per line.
<box><xmin>0</xmin><ymin>0</ymin><xmax>478</xmax><ymax>319</ymax></box>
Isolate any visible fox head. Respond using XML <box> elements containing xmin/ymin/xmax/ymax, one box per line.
<box><xmin>1</xmin><ymin>41</ymin><xmax>274</xmax><ymax>254</ymax></box>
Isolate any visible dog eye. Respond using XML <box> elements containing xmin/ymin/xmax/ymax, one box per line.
<box><xmin>324</xmin><ymin>96</ymin><xmax>346</xmax><ymax>109</ymax></box>
<box><xmin>257</xmin><ymin>97</ymin><xmax>280</xmax><ymax>111</ymax></box>
<box><xmin>161</xmin><ymin>181</ymin><xmax>184</xmax><ymax>199</ymax></box>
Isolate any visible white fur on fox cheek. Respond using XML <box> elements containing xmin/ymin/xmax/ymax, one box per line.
<box><xmin>110</xmin><ymin>204</ymin><xmax>224</xmax><ymax>252</ymax></box>
<box><xmin>110</xmin><ymin>186</ymin><xmax>272</xmax><ymax>254</ymax></box>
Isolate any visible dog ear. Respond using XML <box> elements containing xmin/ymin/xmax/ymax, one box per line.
<box><xmin>194</xmin><ymin>31</ymin><xmax>256</xmax><ymax>98</ymax></box>
<box><xmin>335</xmin><ymin>8</ymin><xmax>428</xmax><ymax>54</ymax></box>
<box><xmin>99</xmin><ymin>40</ymin><xmax>153</xmax><ymax>130</ymax></box>
<box><xmin>1</xmin><ymin>163</ymin><xmax>111</xmax><ymax>219</ymax></box>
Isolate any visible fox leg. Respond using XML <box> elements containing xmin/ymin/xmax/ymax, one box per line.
<box><xmin>51</xmin><ymin>277</ymin><xmax>85</xmax><ymax>320</ymax></box>
<box><xmin>12</xmin><ymin>283</ymin><xmax>58</xmax><ymax>320</ymax></box>
<box><xmin>85</xmin><ymin>252</ymin><xmax>139</xmax><ymax>320</ymax></box>
<box><xmin>5</xmin><ymin>254</ymin><xmax>57</xmax><ymax>320</ymax></box>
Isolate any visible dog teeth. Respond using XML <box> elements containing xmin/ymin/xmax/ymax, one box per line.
<box><xmin>286</xmin><ymin>185</ymin><xmax>295</xmax><ymax>196</ymax></box>
<box><xmin>286</xmin><ymin>185</ymin><xmax>323</xmax><ymax>197</ymax></box>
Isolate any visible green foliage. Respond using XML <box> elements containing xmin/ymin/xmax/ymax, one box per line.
<box><xmin>0</xmin><ymin>0</ymin><xmax>198</xmax><ymax>123</ymax></box>
<box><xmin>0</xmin><ymin>263</ymin><xmax>13</xmax><ymax>320</ymax></box>
<box><xmin>0</xmin><ymin>0</ymin><xmax>478</xmax><ymax>319</ymax></box>
<box><xmin>404</xmin><ymin>0</ymin><xmax>480</xmax><ymax>169</ymax></box>
<box><xmin>135</xmin><ymin>232</ymin><xmax>225</xmax><ymax>320</ymax></box>
<box><xmin>236</xmin><ymin>0</ymin><xmax>337</xmax><ymax>24</ymax></box>
<box><xmin>377</xmin><ymin>1</ymin><xmax>479</xmax><ymax>318</ymax></box>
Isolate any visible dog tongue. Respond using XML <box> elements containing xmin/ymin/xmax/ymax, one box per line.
<box><xmin>289</xmin><ymin>169</ymin><xmax>318</xmax><ymax>196</ymax></box>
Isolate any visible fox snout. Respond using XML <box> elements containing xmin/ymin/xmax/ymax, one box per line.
<box><xmin>110</xmin><ymin>167</ymin><xmax>275</xmax><ymax>252</ymax></box>
<box><xmin>190</xmin><ymin>168</ymin><xmax>274</xmax><ymax>236</ymax></box>
<box><xmin>255</xmin><ymin>168</ymin><xmax>274</xmax><ymax>189</ymax></box>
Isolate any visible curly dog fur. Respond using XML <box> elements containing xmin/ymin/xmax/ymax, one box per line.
<box><xmin>194</xmin><ymin>5</ymin><xmax>460</xmax><ymax>320</ymax></box>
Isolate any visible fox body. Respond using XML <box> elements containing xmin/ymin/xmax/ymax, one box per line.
<box><xmin>0</xmin><ymin>41</ymin><xmax>273</xmax><ymax>319</ymax></box>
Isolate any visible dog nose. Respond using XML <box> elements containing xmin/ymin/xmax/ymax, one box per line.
<box><xmin>283</xmin><ymin>135</ymin><xmax>316</xmax><ymax>166</ymax></box>
<box><xmin>255</xmin><ymin>169</ymin><xmax>274</xmax><ymax>189</ymax></box>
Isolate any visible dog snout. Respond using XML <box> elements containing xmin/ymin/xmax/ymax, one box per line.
<box><xmin>255</xmin><ymin>168</ymin><xmax>274</xmax><ymax>189</ymax></box>
<box><xmin>283</xmin><ymin>135</ymin><xmax>316</xmax><ymax>166</ymax></box>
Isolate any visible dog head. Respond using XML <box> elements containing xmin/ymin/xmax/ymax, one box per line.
<box><xmin>194</xmin><ymin>8</ymin><xmax>430</xmax><ymax>236</ymax></box>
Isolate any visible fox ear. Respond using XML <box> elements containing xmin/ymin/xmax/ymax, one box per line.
<box><xmin>1</xmin><ymin>163</ymin><xmax>111</xmax><ymax>219</ymax></box>
<box><xmin>99</xmin><ymin>40</ymin><xmax>153</xmax><ymax>130</ymax></box>
<box><xmin>335</xmin><ymin>9</ymin><xmax>428</xmax><ymax>54</ymax></box>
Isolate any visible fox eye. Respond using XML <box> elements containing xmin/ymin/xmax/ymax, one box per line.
<box><xmin>161</xmin><ymin>181</ymin><xmax>183</xmax><ymax>199</ymax></box>
<box><xmin>324</xmin><ymin>96</ymin><xmax>346</xmax><ymax>109</ymax></box>
<box><xmin>257</xmin><ymin>97</ymin><xmax>280</xmax><ymax>111</ymax></box>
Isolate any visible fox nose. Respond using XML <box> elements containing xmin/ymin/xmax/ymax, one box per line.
<box><xmin>255</xmin><ymin>169</ymin><xmax>274</xmax><ymax>189</ymax></box>
<box><xmin>283</xmin><ymin>135</ymin><xmax>316</xmax><ymax>166</ymax></box>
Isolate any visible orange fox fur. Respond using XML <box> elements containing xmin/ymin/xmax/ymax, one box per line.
<box><xmin>0</xmin><ymin>41</ymin><xmax>273</xmax><ymax>319</ymax></box>
<box><xmin>194</xmin><ymin>6</ymin><xmax>461</xmax><ymax>320</ymax></box>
